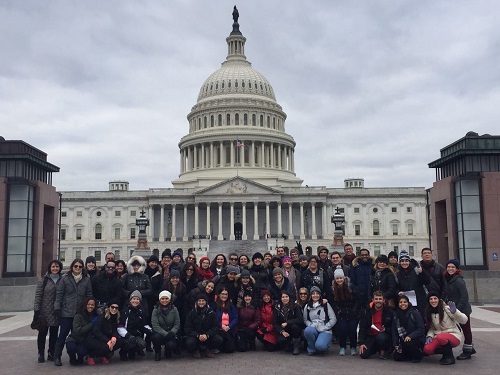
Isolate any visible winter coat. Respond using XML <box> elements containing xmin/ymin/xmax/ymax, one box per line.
<box><xmin>238</xmin><ymin>304</ymin><xmax>261</xmax><ymax>330</ymax></box>
<box><xmin>54</xmin><ymin>273</ymin><xmax>93</xmax><ymax>318</ymax></box>
<box><xmin>120</xmin><ymin>305</ymin><xmax>146</xmax><ymax>337</ymax></box>
<box><xmin>187</xmin><ymin>282</ymin><xmax>216</xmax><ymax>311</ymax></box>
<box><xmin>267</xmin><ymin>277</ymin><xmax>296</xmax><ymax>303</ymax></box>
<box><xmin>420</xmin><ymin>260</ymin><xmax>445</xmax><ymax>296</ymax></box>
<box><xmin>151</xmin><ymin>304</ymin><xmax>181</xmax><ymax>338</ymax></box>
<box><xmin>332</xmin><ymin>286</ymin><xmax>360</xmax><ymax>320</ymax></box>
<box><xmin>257</xmin><ymin>302</ymin><xmax>277</xmax><ymax>344</ymax></box>
<box><xmin>283</xmin><ymin>266</ymin><xmax>301</xmax><ymax>294</ymax></box>
<box><xmin>392</xmin><ymin>306</ymin><xmax>425</xmax><ymax>347</ymax></box>
<box><xmin>91</xmin><ymin>271</ymin><xmax>124</xmax><ymax>306</ymax></box>
<box><xmin>349</xmin><ymin>256</ymin><xmax>374</xmax><ymax>303</ymax></box>
<box><xmin>443</xmin><ymin>273</ymin><xmax>472</xmax><ymax>316</ymax></box>
<box><xmin>396</xmin><ymin>260</ymin><xmax>431</xmax><ymax>312</ymax></box>
<box><xmin>273</xmin><ymin>303</ymin><xmax>303</xmax><ymax>333</ymax></box>
<box><xmin>215</xmin><ymin>303</ymin><xmax>239</xmax><ymax>336</ymax></box>
<box><xmin>214</xmin><ymin>276</ymin><xmax>239</xmax><ymax>304</ymax></box>
<box><xmin>300</xmin><ymin>268</ymin><xmax>331</xmax><ymax>300</ymax></box>
<box><xmin>358</xmin><ymin>305</ymin><xmax>394</xmax><ymax>345</ymax></box>
<box><xmin>235</xmin><ymin>276</ymin><xmax>258</xmax><ymax>308</ymax></box>
<box><xmin>69</xmin><ymin>311</ymin><xmax>95</xmax><ymax>343</ymax></box>
<box><xmin>184</xmin><ymin>306</ymin><xmax>220</xmax><ymax>338</ymax></box>
<box><xmin>34</xmin><ymin>273</ymin><xmax>61</xmax><ymax>326</ymax></box>
<box><xmin>327</xmin><ymin>264</ymin><xmax>350</xmax><ymax>283</ymax></box>
<box><xmin>426</xmin><ymin>304</ymin><xmax>468</xmax><ymax>346</ymax></box>
<box><xmin>122</xmin><ymin>256</ymin><xmax>152</xmax><ymax>314</ymax></box>
<box><xmin>303</xmin><ymin>302</ymin><xmax>336</xmax><ymax>333</ymax></box>
<box><xmin>89</xmin><ymin>311</ymin><xmax>120</xmax><ymax>342</ymax></box>
<box><xmin>249</xmin><ymin>264</ymin><xmax>270</xmax><ymax>293</ymax></box>
<box><xmin>370</xmin><ymin>267</ymin><xmax>397</xmax><ymax>304</ymax></box>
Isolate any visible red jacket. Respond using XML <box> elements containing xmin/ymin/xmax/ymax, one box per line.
<box><xmin>257</xmin><ymin>302</ymin><xmax>277</xmax><ymax>344</ymax></box>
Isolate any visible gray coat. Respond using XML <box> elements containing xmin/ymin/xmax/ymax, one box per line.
<box><xmin>151</xmin><ymin>304</ymin><xmax>181</xmax><ymax>338</ymax></box>
<box><xmin>443</xmin><ymin>273</ymin><xmax>472</xmax><ymax>316</ymax></box>
<box><xmin>54</xmin><ymin>273</ymin><xmax>93</xmax><ymax>318</ymax></box>
<box><xmin>34</xmin><ymin>273</ymin><xmax>61</xmax><ymax>327</ymax></box>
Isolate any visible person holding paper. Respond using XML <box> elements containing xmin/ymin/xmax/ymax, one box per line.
<box><xmin>396</xmin><ymin>250</ymin><xmax>430</xmax><ymax>314</ymax></box>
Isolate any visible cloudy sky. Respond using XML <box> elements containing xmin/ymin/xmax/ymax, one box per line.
<box><xmin>1</xmin><ymin>0</ymin><xmax>499</xmax><ymax>191</ymax></box>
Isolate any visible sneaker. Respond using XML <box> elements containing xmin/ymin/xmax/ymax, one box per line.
<box><xmin>351</xmin><ymin>347</ymin><xmax>357</xmax><ymax>356</ymax></box>
<box><xmin>379</xmin><ymin>353</ymin><xmax>388</xmax><ymax>360</ymax></box>
<box><xmin>339</xmin><ymin>347</ymin><xmax>346</xmax><ymax>356</ymax></box>
<box><xmin>86</xmin><ymin>357</ymin><xmax>96</xmax><ymax>366</ymax></box>
<box><xmin>213</xmin><ymin>348</ymin><xmax>220</xmax><ymax>354</ymax></box>
<box><xmin>99</xmin><ymin>357</ymin><xmax>110</xmax><ymax>364</ymax></box>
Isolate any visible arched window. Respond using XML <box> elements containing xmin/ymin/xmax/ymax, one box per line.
<box><xmin>204</xmin><ymin>116</ymin><xmax>207</xmax><ymax>128</ymax></box>
<box><xmin>210</xmin><ymin>115</ymin><xmax>214</xmax><ymax>127</ymax></box>
<box><xmin>260</xmin><ymin>115</ymin><xmax>264</xmax><ymax>127</ymax></box>
<box><xmin>95</xmin><ymin>223</ymin><xmax>102</xmax><ymax>240</ymax></box>
<box><xmin>218</xmin><ymin>114</ymin><xmax>222</xmax><ymax>126</ymax></box>
<box><xmin>235</xmin><ymin>113</ymin><xmax>239</xmax><ymax>125</ymax></box>
<box><xmin>252</xmin><ymin>114</ymin><xmax>256</xmax><ymax>126</ymax></box>
<box><xmin>226</xmin><ymin>114</ymin><xmax>231</xmax><ymax>125</ymax></box>
<box><xmin>244</xmin><ymin>113</ymin><xmax>248</xmax><ymax>125</ymax></box>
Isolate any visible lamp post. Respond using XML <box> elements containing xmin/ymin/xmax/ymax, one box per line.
<box><xmin>133</xmin><ymin>207</ymin><xmax>151</xmax><ymax>257</ymax></box>
<box><xmin>331</xmin><ymin>207</ymin><xmax>345</xmax><ymax>248</ymax></box>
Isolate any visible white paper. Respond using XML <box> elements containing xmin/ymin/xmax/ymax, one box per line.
<box><xmin>370</xmin><ymin>324</ymin><xmax>381</xmax><ymax>332</ymax></box>
<box><xmin>402</xmin><ymin>290</ymin><xmax>417</xmax><ymax>306</ymax></box>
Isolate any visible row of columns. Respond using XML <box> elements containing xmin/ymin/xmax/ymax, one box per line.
<box><xmin>149</xmin><ymin>201</ymin><xmax>330</xmax><ymax>242</ymax></box>
<box><xmin>180</xmin><ymin>140</ymin><xmax>295</xmax><ymax>173</ymax></box>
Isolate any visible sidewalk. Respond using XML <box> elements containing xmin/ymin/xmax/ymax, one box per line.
<box><xmin>1</xmin><ymin>306</ymin><xmax>499</xmax><ymax>375</ymax></box>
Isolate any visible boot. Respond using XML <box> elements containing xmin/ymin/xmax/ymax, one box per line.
<box><xmin>292</xmin><ymin>338</ymin><xmax>301</xmax><ymax>355</ymax></box>
<box><xmin>192</xmin><ymin>349</ymin><xmax>201</xmax><ymax>358</ymax></box>
<box><xmin>145</xmin><ymin>336</ymin><xmax>153</xmax><ymax>352</ymax></box>
<box><xmin>206</xmin><ymin>349</ymin><xmax>215</xmax><ymax>358</ymax></box>
<box><xmin>154</xmin><ymin>352</ymin><xmax>161</xmax><ymax>361</ymax></box>
<box><xmin>440</xmin><ymin>344</ymin><xmax>455</xmax><ymax>365</ymax></box>
<box><xmin>47</xmin><ymin>351</ymin><xmax>54</xmax><ymax>361</ymax></box>
<box><xmin>457</xmin><ymin>344</ymin><xmax>475</xmax><ymax>360</ymax></box>
<box><xmin>38</xmin><ymin>352</ymin><xmax>45</xmax><ymax>363</ymax></box>
<box><xmin>249</xmin><ymin>340</ymin><xmax>256</xmax><ymax>351</ymax></box>
<box><xmin>68</xmin><ymin>352</ymin><xmax>78</xmax><ymax>365</ymax></box>
<box><xmin>53</xmin><ymin>341</ymin><xmax>64</xmax><ymax>366</ymax></box>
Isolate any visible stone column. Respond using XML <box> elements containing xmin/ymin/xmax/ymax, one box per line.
<box><xmin>193</xmin><ymin>146</ymin><xmax>198</xmax><ymax>169</ymax></box>
<box><xmin>265</xmin><ymin>202</ymin><xmax>270</xmax><ymax>238</ymax></box>
<box><xmin>194</xmin><ymin>203</ymin><xmax>199</xmax><ymax>237</ymax></box>
<box><xmin>291</xmin><ymin>149</ymin><xmax>295</xmax><ymax>172</ymax></box>
<box><xmin>210</xmin><ymin>142</ymin><xmax>214</xmax><ymax>168</ymax></box>
<box><xmin>201</xmin><ymin>144</ymin><xmax>205</xmax><ymax>169</ymax></box>
<box><xmin>218</xmin><ymin>203</ymin><xmax>223</xmax><ymax>240</ymax></box>
<box><xmin>160</xmin><ymin>204</ymin><xmax>165</xmax><ymax>241</ymax></box>
<box><xmin>251</xmin><ymin>141</ymin><xmax>255</xmax><ymax>167</ymax></box>
<box><xmin>253</xmin><ymin>202</ymin><xmax>259</xmax><ymax>240</ymax></box>
<box><xmin>261</xmin><ymin>141</ymin><xmax>265</xmax><ymax>167</ymax></box>
<box><xmin>148</xmin><ymin>205</ymin><xmax>154</xmax><ymax>240</ymax></box>
<box><xmin>230</xmin><ymin>202</ymin><xmax>235</xmax><ymax>240</ymax></box>
<box><xmin>270</xmin><ymin>143</ymin><xmax>274</xmax><ymax>168</ymax></box>
<box><xmin>183</xmin><ymin>204</ymin><xmax>188</xmax><ymax>241</ymax></box>
<box><xmin>180</xmin><ymin>149</ymin><xmax>183</xmax><ymax>173</ymax></box>
<box><xmin>277</xmin><ymin>202</ymin><xmax>282</xmax><ymax>235</ymax></box>
<box><xmin>288</xmin><ymin>203</ymin><xmax>294</xmax><ymax>239</ymax></box>
<box><xmin>277</xmin><ymin>144</ymin><xmax>282</xmax><ymax>169</ymax></box>
<box><xmin>206</xmin><ymin>203</ymin><xmax>211</xmax><ymax>238</ymax></box>
<box><xmin>171</xmin><ymin>205</ymin><xmax>176</xmax><ymax>241</ymax></box>
<box><xmin>300</xmin><ymin>203</ymin><xmax>305</xmax><ymax>239</ymax></box>
<box><xmin>322</xmin><ymin>203</ymin><xmax>327</xmax><ymax>239</ymax></box>
<box><xmin>230</xmin><ymin>141</ymin><xmax>235</xmax><ymax>167</ymax></box>
<box><xmin>242</xmin><ymin>202</ymin><xmax>247</xmax><ymax>240</ymax></box>
<box><xmin>311</xmin><ymin>203</ymin><xmax>317</xmax><ymax>239</ymax></box>
<box><xmin>219</xmin><ymin>141</ymin><xmax>224</xmax><ymax>167</ymax></box>
<box><xmin>187</xmin><ymin>147</ymin><xmax>192</xmax><ymax>171</ymax></box>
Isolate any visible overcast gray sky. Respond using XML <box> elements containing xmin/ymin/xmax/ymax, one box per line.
<box><xmin>1</xmin><ymin>0</ymin><xmax>499</xmax><ymax>191</ymax></box>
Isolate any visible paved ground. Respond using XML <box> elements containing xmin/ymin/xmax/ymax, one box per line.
<box><xmin>1</xmin><ymin>306</ymin><xmax>499</xmax><ymax>375</ymax></box>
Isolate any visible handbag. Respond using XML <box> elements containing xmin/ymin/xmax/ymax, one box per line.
<box><xmin>31</xmin><ymin>315</ymin><xmax>47</xmax><ymax>331</ymax></box>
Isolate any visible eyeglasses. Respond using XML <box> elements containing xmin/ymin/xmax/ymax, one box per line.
<box><xmin>230</xmin><ymin>258</ymin><xmax>238</xmax><ymax>261</ymax></box>
<box><xmin>186</xmin><ymin>269</ymin><xmax>194</xmax><ymax>272</ymax></box>
<box><xmin>73</xmin><ymin>265</ymin><xmax>83</xmax><ymax>269</ymax></box>
<box><xmin>187</xmin><ymin>257</ymin><xmax>195</xmax><ymax>260</ymax></box>
<box><xmin>109</xmin><ymin>305</ymin><xmax>119</xmax><ymax>310</ymax></box>
<box><xmin>106</xmin><ymin>265</ymin><xmax>116</xmax><ymax>269</ymax></box>
<box><xmin>299</xmin><ymin>293</ymin><xmax>308</xmax><ymax>295</ymax></box>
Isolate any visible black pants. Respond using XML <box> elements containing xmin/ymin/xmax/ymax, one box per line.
<box><xmin>85</xmin><ymin>336</ymin><xmax>124</xmax><ymax>358</ymax></box>
<box><xmin>360</xmin><ymin>333</ymin><xmax>391</xmax><ymax>359</ymax></box>
<box><xmin>237</xmin><ymin>328</ymin><xmax>256</xmax><ymax>351</ymax></box>
<box><xmin>276</xmin><ymin>323</ymin><xmax>301</xmax><ymax>348</ymax></box>
<box><xmin>151</xmin><ymin>333</ymin><xmax>178</xmax><ymax>353</ymax></box>
<box><xmin>37</xmin><ymin>325</ymin><xmax>58</xmax><ymax>355</ymax></box>
<box><xmin>393</xmin><ymin>340</ymin><xmax>424</xmax><ymax>362</ymax></box>
<box><xmin>218</xmin><ymin>330</ymin><xmax>236</xmax><ymax>353</ymax></box>
<box><xmin>185</xmin><ymin>334</ymin><xmax>223</xmax><ymax>353</ymax></box>
<box><xmin>65</xmin><ymin>340</ymin><xmax>87</xmax><ymax>361</ymax></box>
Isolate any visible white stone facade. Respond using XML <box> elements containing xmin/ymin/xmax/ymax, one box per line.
<box><xmin>58</xmin><ymin>20</ymin><xmax>429</xmax><ymax>266</ymax></box>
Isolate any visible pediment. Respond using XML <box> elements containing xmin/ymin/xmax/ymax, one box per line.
<box><xmin>195</xmin><ymin>177</ymin><xmax>282</xmax><ymax>196</ymax></box>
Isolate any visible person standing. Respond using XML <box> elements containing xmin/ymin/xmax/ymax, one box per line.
<box><xmin>53</xmin><ymin>258</ymin><xmax>93</xmax><ymax>366</ymax></box>
<box><xmin>33</xmin><ymin>259</ymin><xmax>63</xmax><ymax>363</ymax></box>
<box><xmin>419</xmin><ymin>248</ymin><xmax>445</xmax><ymax>296</ymax></box>
<box><xmin>349</xmin><ymin>249</ymin><xmax>374</xmax><ymax>310</ymax></box>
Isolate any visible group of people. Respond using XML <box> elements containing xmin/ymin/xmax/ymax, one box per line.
<box><xmin>33</xmin><ymin>244</ymin><xmax>475</xmax><ymax>366</ymax></box>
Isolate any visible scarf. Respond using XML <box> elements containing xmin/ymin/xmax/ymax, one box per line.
<box><xmin>281</xmin><ymin>302</ymin><xmax>291</xmax><ymax>319</ymax></box>
<box><xmin>72</xmin><ymin>273</ymin><xmax>83</xmax><ymax>283</ymax></box>
<box><xmin>198</xmin><ymin>266</ymin><xmax>214</xmax><ymax>280</ymax></box>
<box><xmin>162</xmin><ymin>263</ymin><xmax>171</xmax><ymax>281</ymax></box>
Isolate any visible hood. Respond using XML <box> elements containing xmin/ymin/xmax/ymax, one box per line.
<box><xmin>127</xmin><ymin>255</ymin><xmax>147</xmax><ymax>274</ymax></box>
<box><xmin>351</xmin><ymin>256</ymin><xmax>374</xmax><ymax>267</ymax></box>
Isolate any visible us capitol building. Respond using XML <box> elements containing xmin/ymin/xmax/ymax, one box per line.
<box><xmin>59</xmin><ymin>11</ymin><xmax>428</xmax><ymax>266</ymax></box>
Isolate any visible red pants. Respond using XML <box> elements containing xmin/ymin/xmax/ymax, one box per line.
<box><xmin>423</xmin><ymin>333</ymin><xmax>460</xmax><ymax>355</ymax></box>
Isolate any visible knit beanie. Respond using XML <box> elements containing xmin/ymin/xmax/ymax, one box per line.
<box><xmin>299</xmin><ymin>255</ymin><xmax>308</xmax><ymax>261</ymax></box>
<box><xmin>399</xmin><ymin>250</ymin><xmax>410</xmax><ymax>262</ymax></box>
<box><xmin>310</xmin><ymin>286</ymin><xmax>321</xmax><ymax>295</ymax></box>
<box><xmin>161</xmin><ymin>249</ymin><xmax>172</xmax><ymax>259</ymax></box>
<box><xmin>333</xmin><ymin>268</ymin><xmax>345</xmax><ymax>279</ymax></box>
<box><xmin>446</xmin><ymin>258</ymin><xmax>460</xmax><ymax>269</ymax></box>
<box><xmin>129</xmin><ymin>290</ymin><xmax>142</xmax><ymax>301</ymax></box>
<box><xmin>273</xmin><ymin>267</ymin><xmax>284</xmax><ymax>276</ymax></box>
<box><xmin>85</xmin><ymin>256</ymin><xmax>96</xmax><ymax>264</ymax></box>
<box><xmin>226</xmin><ymin>265</ymin><xmax>239</xmax><ymax>275</ymax></box>
<box><xmin>252</xmin><ymin>252</ymin><xmax>264</xmax><ymax>261</ymax></box>
<box><xmin>159</xmin><ymin>290</ymin><xmax>172</xmax><ymax>300</ymax></box>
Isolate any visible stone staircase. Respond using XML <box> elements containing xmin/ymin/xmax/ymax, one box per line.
<box><xmin>207</xmin><ymin>240</ymin><xmax>269</xmax><ymax>257</ymax></box>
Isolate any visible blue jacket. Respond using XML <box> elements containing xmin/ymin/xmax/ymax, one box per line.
<box><xmin>215</xmin><ymin>303</ymin><xmax>239</xmax><ymax>336</ymax></box>
<box><xmin>349</xmin><ymin>256</ymin><xmax>374</xmax><ymax>304</ymax></box>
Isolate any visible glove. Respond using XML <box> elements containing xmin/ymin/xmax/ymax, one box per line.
<box><xmin>448</xmin><ymin>301</ymin><xmax>457</xmax><ymax>314</ymax></box>
<box><xmin>34</xmin><ymin>310</ymin><xmax>40</xmax><ymax>320</ymax></box>
<box><xmin>165</xmin><ymin>331</ymin><xmax>175</xmax><ymax>340</ymax></box>
<box><xmin>425</xmin><ymin>336</ymin><xmax>433</xmax><ymax>345</ymax></box>
<box><xmin>260</xmin><ymin>327</ymin><xmax>268</xmax><ymax>334</ymax></box>
<box><xmin>92</xmin><ymin>316</ymin><xmax>99</xmax><ymax>324</ymax></box>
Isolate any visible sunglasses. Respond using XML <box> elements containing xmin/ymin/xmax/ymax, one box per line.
<box><xmin>299</xmin><ymin>293</ymin><xmax>308</xmax><ymax>295</ymax></box>
<box><xmin>109</xmin><ymin>305</ymin><xmax>119</xmax><ymax>310</ymax></box>
<box><xmin>186</xmin><ymin>268</ymin><xmax>194</xmax><ymax>271</ymax></box>
<box><xmin>230</xmin><ymin>258</ymin><xmax>238</xmax><ymax>261</ymax></box>
<box><xmin>73</xmin><ymin>265</ymin><xmax>83</xmax><ymax>269</ymax></box>
<box><xmin>106</xmin><ymin>265</ymin><xmax>116</xmax><ymax>269</ymax></box>
<box><xmin>188</xmin><ymin>257</ymin><xmax>195</xmax><ymax>260</ymax></box>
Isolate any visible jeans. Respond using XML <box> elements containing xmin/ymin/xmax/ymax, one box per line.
<box><xmin>304</xmin><ymin>326</ymin><xmax>332</xmax><ymax>353</ymax></box>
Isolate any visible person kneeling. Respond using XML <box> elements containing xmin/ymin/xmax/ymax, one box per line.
<box><xmin>274</xmin><ymin>290</ymin><xmax>303</xmax><ymax>355</ymax></box>
<box><xmin>303</xmin><ymin>286</ymin><xmax>336</xmax><ymax>355</ymax></box>
<box><xmin>392</xmin><ymin>295</ymin><xmax>425</xmax><ymax>363</ymax></box>
<box><xmin>151</xmin><ymin>290</ymin><xmax>180</xmax><ymax>361</ymax></box>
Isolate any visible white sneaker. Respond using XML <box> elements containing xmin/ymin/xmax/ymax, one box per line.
<box><xmin>339</xmin><ymin>347</ymin><xmax>346</xmax><ymax>356</ymax></box>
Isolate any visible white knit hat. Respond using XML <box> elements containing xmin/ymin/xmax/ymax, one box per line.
<box><xmin>159</xmin><ymin>290</ymin><xmax>172</xmax><ymax>300</ymax></box>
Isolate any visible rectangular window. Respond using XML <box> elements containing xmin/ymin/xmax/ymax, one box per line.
<box><xmin>115</xmin><ymin>211</ymin><xmax>121</xmax><ymax>217</ymax></box>
<box><xmin>407</xmin><ymin>223</ymin><xmax>414</xmax><ymax>236</ymax></box>
<box><xmin>130</xmin><ymin>210</ymin><xmax>136</xmax><ymax>217</ymax></box>
<box><xmin>76</xmin><ymin>211</ymin><xmax>83</xmax><ymax>217</ymax></box>
<box><xmin>114</xmin><ymin>227</ymin><xmax>120</xmax><ymax>240</ymax></box>
<box><xmin>354</xmin><ymin>224</ymin><xmax>360</xmax><ymax>236</ymax></box>
<box><xmin>392</xmin><ymin>224</ymin><xmax>398</xmax><ymax>235</ymax></box>
<box><xmin>130</xmin><ymin>228</ymin><xmax>136</xmax><ymax>239</ymax></box>
<box><xmin>59</xmin><ymin>250</ymin><xmax>66</xmax><ymax>262</ymax></box>
<box><xmin>374</xmin><ymin>245</ymin><xmax>381</xmax><ymax>256</ymax></box>
<box><xmin>76</xmin><ymin>228</ymin><xmax>82</xmax><ymax>240</ymax></box>
<box><xmin>61</xmin><ymin>211</ymin><xmax>67</xmax><ymax>217</ymax></box>
<box><xmin>94</xmin><ymin>250</ymin><xmax>102</xmax><ymax>262</ymax></box>
<box><xmin>75</xmin><ymin>250</ymin><xmax>81</xmax><ymax>259</ymax></box>
<box><xmin>408</xmin><ymin>245</ymin><xmax>415</xmax><ymax>257</ymax></box>
<box><xmin>406</xmin><ymin>207</ymin><xmax>413</xmax><ymax>213</ymax></box>
<box><xmin>393</xmin><ymin>246</ymin><xmax>399</xmax><ymax>253</ymax></box>
<box><xmin>392</xmin><ymin>207</ymin><xmax>397</xmax><ymax>213</ymax></box>
<box><xmin>338</xmin><ymin>208</ymin><xmax>345</xmax><ymax>214</ymax></box>
<box><xmin>115</xmin><ymin>250</ymin><xmax>121</xmax><ymax>260</ymax></box>
<box><xmin>61</xmin><ymin>228</ymin><xmax>66</xmax><ymax>240</ymax></box>
<box><xmin>354</xmin><ymin>207</ymin><xmax>360</xmax><ymax>214</ymax></box>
